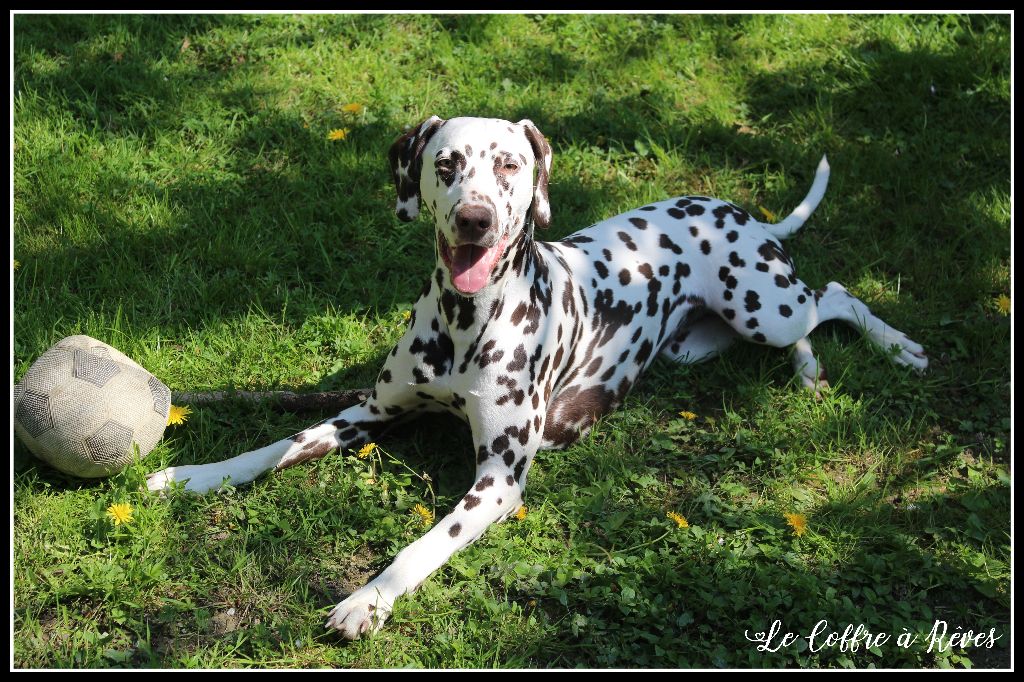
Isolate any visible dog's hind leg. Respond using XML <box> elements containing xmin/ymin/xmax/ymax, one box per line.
<box><xmin>659</xmin><ymin>315</ymin><xmax>739</xmax><ymax>365</ymax></box>
<box><xmin>718</xmin><ymin>279</ymin><xmax>928</xmax><ymax>373</ymax></box>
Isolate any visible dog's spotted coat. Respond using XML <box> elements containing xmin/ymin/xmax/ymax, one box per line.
<box><xmin>148</xmin><ymin>117</ymin><xmax>928</xmax><ymax>639</ymax></box>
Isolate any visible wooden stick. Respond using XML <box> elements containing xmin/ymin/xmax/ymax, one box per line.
<box><xmin>170</xmin><ymin>389</ymin><xmax>372</xmax><ymax>413</ymax></box>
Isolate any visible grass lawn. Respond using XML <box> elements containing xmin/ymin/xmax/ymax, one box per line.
<box><xmin>12</xmin><ymin>14</ymin><xmax>1010</xmax><ymax>669</ymax></box>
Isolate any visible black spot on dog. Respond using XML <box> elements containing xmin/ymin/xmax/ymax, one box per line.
<box><xmin>409</xmin><ymin>333</ymin><xmax>454</xmax><ymax>378</ymax></box>
<box><xmin>475</xmin><ymin>475</ymin><xmax>495</xmax><ymax>491</ymax></box>
<box><xmin>728</xmin><ymin>252</ymin><xmax>746</xmax><ymax>268</ymax></box>
<box><xmin>299</xmin><ymin>441</ymin><xmax>334</xmax><ymax>459</ymax></box>
<box><xmin>628</xmin><ymin>217</ymin><xmax>648</xmax><ymax>229</ymax></box>
<box><xmin>659</xmin><ymin>234</ymin><xmax>683</xmax><ymax>254</ymax></box>
<box><xmin>463</xmin><ymin>494</ymin><xmax>482</xmax><ymax>510</ymax></box>
<box><xmin>753</xmin><ymin>332</ymin><xmax>766</xmax><ymax>343</ymax></box>
<box><xmin>635</xmin><ymin>339</ymin><xmax>654</xmax><ymax>366</ymax></box>
<box><xmin>756</xmin><ymin>262</ymin><xmax>770</xmax><ymax>272</ymax></box>
<box><xmin>723</xmin><ymin>308</ymin><xmax>736</xmax><ymax>320</ymax></box>
<box><xmin>646</xmin><ymin>279</ymin><xmax>662</xmax><ymax>316</ymax></box>
<box><xmin>779</xmin><ymin>304</ymin><xmax>793</xmax><ymax>317</ymax></box>
<box><xmin>744</xmin><ymin>290</ymin><xmax>761</xmax><ymax>313</ymax></box>
<box><xmin>774</xmin><ymin>274</ymin><xmax>791</xmax><ymax>289</ymax></box>
<box><xmin>726</xmin><ymin>231</ymin><xmax>738</xmax><ymax>243</ymax></box>
<box><xmin>449</xmin><ymin>523</ymin><xmax>462</xmax><ymax>537</ymax></box>
<box><xmin>507</xmin><ymin>344</ymin><xmax>528</xmax><ymax>372</ymax></box>
<box><xmin>594</xmin><ymin>261</ymin><xmax>609</xmax><ymax>279</ymax></box>
<box><xmin>746</xmin><ymin>317</ymin><xmax>759</xmax><ymax>329</ymax></box>
<box><xmin>617</xmin><ymin>231</ymin><xmax>638</xmax><ymax>250</ymax></box>
<box><xmin>619</xmin><ymin>269</ymin><xmax>631</xmax><ymax>286</ymax></box>
<box><xmin>700</xmin><ymin>240</ymin><xmax>711</xmax><ymax>255</ymax></box>
<box><xmin>638</xmin><ymin>263</ymin><xmax>654</xmax><ymax>279</ymax></box>
<box><xmin>514</xmin><ymin>457</ymin><xmax>527</xmax><ymax>482</ymax></box>
<box><xmin>667</xmin><ymin>207</ymin><xmax>687</xmax><ymax>219</ymax></box>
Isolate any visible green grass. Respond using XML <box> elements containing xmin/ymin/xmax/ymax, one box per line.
<box><xmin>13</xmin><ymin>14</ymin><xmax>1010</xmax><ymax>669</ymax></box>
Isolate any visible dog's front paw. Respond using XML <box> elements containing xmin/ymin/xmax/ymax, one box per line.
<box><xmin>146</xmin><ymin>465</ymin><xmax>229</xmax><ymax>494</ymax></box>
<box><xmin>325</xmin><ymin>586</ymin><xmax>394</xmax><ymax>640</ymax></box>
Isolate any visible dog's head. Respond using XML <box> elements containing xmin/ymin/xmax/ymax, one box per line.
<box><xmin>388</xmin><ymin>116</ymin><xmax>551</xmax><ymax>296</ymax></box>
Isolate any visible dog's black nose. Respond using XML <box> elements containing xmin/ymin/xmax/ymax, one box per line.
<box><xmin>455</xmin><ymin>205</ymin><xmax>494</xmax><ymax>240</ymax></box>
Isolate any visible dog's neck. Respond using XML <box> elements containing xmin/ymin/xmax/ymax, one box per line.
<box><xmin>434</xmin><ymin>227</ymin><xmax>548</xmax><ymax>343</ymax></box>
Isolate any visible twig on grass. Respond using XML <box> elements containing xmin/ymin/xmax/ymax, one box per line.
<box><xmin>170</xmin><ymin>389</ymin><xmax>372</xmax><ymax>413</ymax></box>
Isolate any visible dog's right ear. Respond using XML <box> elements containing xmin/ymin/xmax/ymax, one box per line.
<box><xmin>388</xmin><ymin>116</ymin><xmax>445</xmax><ymax>222</ymax></box>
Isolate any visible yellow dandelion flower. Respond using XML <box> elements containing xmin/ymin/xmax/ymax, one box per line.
<box><xmin>167</xmin><ymin>404</ymin><xmax>192</xmax><ymax>426</ymax></box>
<box><xmin>785</xmin><ymin>512</ymin><xmax>808</xmax><ymax>537</ymax></box>
<box><xmin>14</xmin><ymin>259</ymin><xmax>21</xmax><ymax>271</ymax></box>
<box><xmin>327</xmin><ymin>128</ymin><xmax>349</xmax><ymax>141</ymax></box>
<box><xmin>995</xmin><ymin>294</ymin><xmax>1010</xmax><ymax>316</ymax></box>
<box><xmin>678</xmin><ymin>410</ymin><xmax>698</xmax><ymax>421</ymax></box>
<box><xmin>412</xmin><ymin>503</ymin><xmax>433</xmax><ymax>526</ymax></box>
<box><xmin>402</xmin><ymin>310</ymin><xmax>412</xmax><ymax>321</ymax></box>
<box><xmin>515</xmin><ymin>506</ymin><xmax>527</xmax><ymax>520</ymax></box>
<box><xmin>106</xmin><ymin>502</ymin><xmax>134</xmax><ymax>526</ymax></box>
<box><xmin>666</xmin><ymin>511</ymin><xmax>689</xmax><ymax>528</ymax></box>
<box><xmin>341</xmin><ymin>103</ymin><xmax>365</xmax><ymax>114</ymax></box>
<box><xmin>758</xmin><ymin>205</ymin><xmax>777</xmax><ymax>222</ymax></box>
<box><xmin>357</xmin><ymin>442</ymin><xmax>377</xmax><ymax>459</ymax></box>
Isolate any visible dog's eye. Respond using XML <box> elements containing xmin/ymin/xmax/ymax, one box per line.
<box><xmin>436</xmin><ymin>158</ymin><xmax>454</xmax><ymax>171</ymax></box>
<box><xmin>502</xmin><ymin>162</ymin><xmax>519</xmax><ymax>173</ymax></box>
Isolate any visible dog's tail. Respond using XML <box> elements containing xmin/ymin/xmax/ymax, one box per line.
<box><xmin>766</xmin><ymin>155</ymin><xmax>830</xmax><ymax>240</ymax></box>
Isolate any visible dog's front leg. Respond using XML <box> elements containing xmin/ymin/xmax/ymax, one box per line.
<box><xmin>144</xmin><ymin>398</ymin><xmax>398</xmax><ymax>494</ymax></box>
<box><xmin>325</xmin><ymin>448</ymin><xmax>533</xmax><ymax>639</ymax></box>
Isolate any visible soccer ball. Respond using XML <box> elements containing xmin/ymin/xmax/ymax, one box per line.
<box><xmin>13</xmin><ymin>335</ymin><xmax>170</xmax><ymax>478</ymax></box>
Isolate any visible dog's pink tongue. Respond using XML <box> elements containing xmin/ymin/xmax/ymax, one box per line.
<box><xmin>451</xmin><ymin>244</ymin><xmax>499</xmax><ymax>294</ymax></box>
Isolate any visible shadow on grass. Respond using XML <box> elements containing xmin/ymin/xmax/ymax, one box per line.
<box><xmin>14</xmin><ymin>15</ymin><xmax>1008</xmax><ymax>333</ymax></box>
<box><xmin>495</xmin><ymin>440</ymin><xmax>1009</xmax><ymax>668</ymax></box>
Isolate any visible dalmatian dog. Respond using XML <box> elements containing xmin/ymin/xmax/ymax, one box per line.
<box><xmin>147</xmin><ymin>116</ymin><xmax>928</xmax><ymax>639</ymax></box>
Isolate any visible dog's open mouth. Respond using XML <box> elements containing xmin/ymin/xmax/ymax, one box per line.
<box><xmin>438</xmin><ymin>232</ymin><xmax>509</xmax><ymax>295</ymax></box>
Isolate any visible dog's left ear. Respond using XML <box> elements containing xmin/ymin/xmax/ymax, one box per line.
<box><xmin>518</xmin><ymin>119</ymin><xmax>552</xmax><ymax>230</ymax></box>
<box><xmin>388</xmin><ymin>115</ymin><xmax>445</xmax><ymax>222</ymax></box>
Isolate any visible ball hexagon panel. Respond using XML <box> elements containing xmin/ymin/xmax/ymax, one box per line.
<box><xmin>73</xmin><ymin>348</ymin><xmax>121</xmax><ymax>388</ymax></box>
<box><xmin>85</xmin><ymin>420</ymin><xmax>136</xmax><ymax>466</ymax></box>
<box><xmin>15</xmin><ymin>389</ymin><xmax>54</xmax><ymax>437</ymax></box>
<box><xmin>148</xmin><ymin>375</ymin><xmax>171</xmax><ymax>419</ymax></box>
